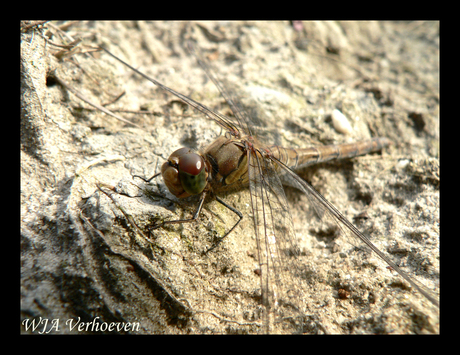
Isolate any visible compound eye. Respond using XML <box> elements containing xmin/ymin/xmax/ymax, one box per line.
<box><xmin>179</xmin><ymin>152</ymin><xmax>204</xmax><ymax>175</ymax></box>
<box><xmin>162</xmin><ymin>148</ymin><xmax>207</xmax><ymax>197</ymax></box>
<box><xmin>177</xmin><ymin>152</ymin><xmax>207</xmax><ymax>195</ymax></box>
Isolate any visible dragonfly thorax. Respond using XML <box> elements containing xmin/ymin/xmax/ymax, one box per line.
<box><xmin>161</xmin><ymin>147</ymin><xmax>208</xmax><ymax>198</ymax></box>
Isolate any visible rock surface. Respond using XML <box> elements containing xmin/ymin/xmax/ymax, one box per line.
<box><xmin>21</xmin><ymin>21</ymin><xmax>439</xmax><ymax>334</ymax></box>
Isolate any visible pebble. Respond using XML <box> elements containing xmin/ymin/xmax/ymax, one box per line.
<box><xmin>331</xmin><ymin>109</ymin><xmax>353</xmax><ymax>135</ymax></box>
<box><xmin>396</xmin><ymin>159</ymin><xmax>410</xmax><ymax>170</ymax></box>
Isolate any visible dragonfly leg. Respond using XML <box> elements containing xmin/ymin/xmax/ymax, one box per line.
<box><xmin>133</xmin><ymin>170</ymin><xmax>243</xmax><ymax>253</ymax></box>
<box><xmin>152</xmin><ymin>191</ymin><xmax>207</xmax><ymax>231</ymax></box>
<box><xmin>205</xmin><ymin>196</ymin><xmax>243</xmax><ymax>253</ymax></box>
<box><xmin>132</xmin><ymin>171</ymin><xmax>161</xmax><ymax>183</ymax></box>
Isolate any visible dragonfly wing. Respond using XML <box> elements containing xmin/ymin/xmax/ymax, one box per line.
<box><xmin>247</xmin><ymin>148</ymin><xmax>303</xmax><ymax>333</ymax></box>
<box><xmin>100</xmin><ymin>46</ymin><xmax>241</xmax><ymax>137</ymax></box>
<box><xmin>188</xmin><ymin>42</ymin><xmax>255</xmax><ymax>137</ymax></box>
<box><xmin>273</xmin><ymin>158</ymin><xmax>440</xmax><ymax>308</ymax></box>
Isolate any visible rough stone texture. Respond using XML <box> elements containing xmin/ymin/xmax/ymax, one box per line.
<box><xmin>21</xmin><ymin>21</ymin><xmax>439</xmax><ymax>334</ymax></box>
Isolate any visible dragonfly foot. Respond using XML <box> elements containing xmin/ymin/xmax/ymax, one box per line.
<box><xmin>203</xmin><ymin>236</ymin><xmax>226</xmax><ymax>255</ymax></box>
<box><xmin>149</xmin><ymin>220</ymin><xmax>164</xmax><ymax>231</ymax></box>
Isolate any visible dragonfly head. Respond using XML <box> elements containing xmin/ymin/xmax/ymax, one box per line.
<box><xmin>161</xmin><ymin>147</ymin><xmax>208</xmax><ymax>198</ymax></box>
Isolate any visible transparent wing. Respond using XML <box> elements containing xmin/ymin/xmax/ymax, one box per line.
<box><xmin>272</xmin><ymin>157</ymin><xmax>440</xmax><ymax>308</ymax></box>
<box><xmin>188</xmin><ymin>42</ymin><xmax>256</xmax><ymax>138</ymax></box>
<box><xmin>100</xmin><ymin>46</ymin><xmax>241</xmax><ymax>137</ymax></box>
<box><xmin>247</xmin><ymin>147</ymin><xmax>302</xmax><ymax>332</ymax></box>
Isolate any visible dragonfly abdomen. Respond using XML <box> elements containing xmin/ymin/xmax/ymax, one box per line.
<box><xmin>270</xmin><ymin>137</ymin><xmax>391</xmax><ymax>170</ymax></box>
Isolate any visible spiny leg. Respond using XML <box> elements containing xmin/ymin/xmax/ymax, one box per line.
<box><xmin>133</xmin><ymin>172</ymin><xmax>243</xmax><ymax>254</ymax></box>
<box><xmin>152</xmin><ymin>191</ymin><xmax>207</xmax><ymax>230</ymax></box>
<box><xmin>133</xmin><ymin>172</ymin><xmax>207</xmax><ymax>231</ymax></box>
<box><xmin>205</xmin><ymin>196</ymin><xmax>243</xmax><ymax>254</ymax></box>
<box><xmin>132</xmin><ymin>172</ymin><xmax>161</xmax><ymax>183</ymax></box>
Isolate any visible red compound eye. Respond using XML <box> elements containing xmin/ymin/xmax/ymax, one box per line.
<box><xmin>163</xmin><ymin>147</ymin><xmax>207</xmax><ymax>196</ymax></box>
<box><xmin>179</xmin><ymin>152</ymin><xmax>204</xmax><ymax>175</ymax></box>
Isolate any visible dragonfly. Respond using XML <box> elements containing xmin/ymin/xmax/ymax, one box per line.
<box><xmin>100</xmin><ymin>44</ymin><xmax>439</xmax><ymax>333</ymax></box>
